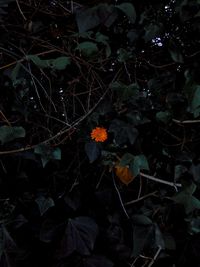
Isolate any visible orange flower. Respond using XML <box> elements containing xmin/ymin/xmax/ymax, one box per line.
<box><xmin>90</xmin><ymin>127</ymin><xmax>108</xmax><ymax>142</ymax></box>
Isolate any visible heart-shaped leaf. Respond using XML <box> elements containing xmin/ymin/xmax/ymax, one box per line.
<box><xmin>116</xmin><ymin>3</ymin><xmax>136</xmax><ymax>24</ymax></box>
<box><xmin>35</xmin><ymin>196</ymin><xmax>55</xmax><ymax>216</ymax></box>
<box><xmin>85</xmin><ymin>142</ymin><xmax>101</xmax><ymax>163</ymax></box>
<box><xmin>34</xmin><ymin>144</ymin><xmax>61</xmax><ymax>167</ymax></box>
<box><xmin>59</xmin><ymin>216</ymin><xmax>98</xmax><ymax>257</ymax></box>
<box><xmin>0</xmin><ymin>126</ymin><xmax>25</xmax><ymax>144</ymax></box>
<box><xmin>76</xmin><ymin>42</ymin><xmax>99</xmax><ymax>58</ymax></box>
<box><xmin>115</xmin><ymin>165</ymin><xmax>135</xmax><ymax>185</ymax></box>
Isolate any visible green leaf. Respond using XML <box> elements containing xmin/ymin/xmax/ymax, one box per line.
<box><xmin>76</xmin><ymin>42</ymin><xmax>99</xmax><ymax>58</ymax></box>
<box><xmin>126</xmin><ymin>111</ymin><xmax>150</xmax><ymax>126</ymax></box>
<box><xmin>75</xmin><ymin>4</ymin><xmax>117</xmax><ymax>33</ymax></box>
<box><xmin>188</xmin><ymin>217</ymin><xmax>200</xmax><ymax>234</ymax></box>
<box><xmin>190</xmin><ymin>163</ymin><xmax>200</xmax><ymax>183</ymax></box>
<box><xmin>186</xmin><ymin>196</ymin><xmax>200</xmax><ymax>214</ymax></box>
<box><xmin>156</xmin><ymin>111</ymin><xmax>172</xmax><ymax>124</ymax></box>
<box><xmin>109</xmin><ymin>119</ymin><xmax>138</xmax><ymax>145</ymax></box>
<box><xmin>130</xmin><ymin>155</ymin><xmax>149</xmax><ymax>177</ymax></box>
<box><xmin>109</xmin><ymin>81</ymin><xmax>139</xmax><ymax>101</ymax></box>
<box><xmin>117</xmin><ymin>48</ymin><xmax>133</xmax><ymax>62</ymax></box>
<box><xmin>0</xmin><ymin>126</ymin><xmax>25</xmax><ymax>144</ymax></box>
<box><xmin>120</xmin><ymin>153</ymin><xmax>134</xmax><ymax>167</ymax></box>
<box><xmin>28</xmin><ymin>55</ymin><xmax>71</xmax><ymax>70</ymax></box>
<box><xmin>143</xmin><ymin>23</ymin><xmax>161</xmax><ymax>42</ymax></box>
<box><xmin>28</xmin><ymin>55</ymin><xmax>49</xmax><ymax>68</ymax></box>
<box><xmin>35</xmin><ymin>196</ymin><xmax>55</xmax><ymax>216</ymax></box>
<box><xmin>132</xmin><ymin>215</ymin><xmax>152</xmax><ymax>226</ymax></box>
<box><xmin>72</xmin><ymin>31</ymin><xmax>93</xmax><ymax>39</ymax></box>
<box><xmin>169</xmin><ymin>49</ymin><xmax>184</xmax><ymax>63</ymax></box>
<box><xmin>95</xmin><ymin>32</ymin><xmax>111</xmax><ymax>57</ymax></box>
<box><xmin>60</xmin><ymin>216</ymin><xmax>99</xmax><ymax>256</ymax></box>
<box><xmin>191</xmin><ymin>85</ymin><xmax>200</xmax><ymax>118</ymax></box>
<box><xmin>174</xmin><ymin>165</ymin><xmax>188</xmax><ymax>181</ymax></box>
<box><xmin>169</xmin><ymin>41</ymin><xmax>184</xmax><ymax>63</ymax></box>
<box><xmin>34</xmin><ymin>144</ymin><xmax>61</xmax><ymax>167</ymax></box>
<box><xmin>154</xmin><ymin>224</ymin><xmax>165</xmax><ymax>249</ymax></box>
<box><xmin>171</xmin><ymin>182</ymin><xmax>200</xmax><ymax>214</ymax></box>
<box><xmin>85</xmin><ymin>142</ymin><xmax>101</xmax><ymax>163</ymax></box>
<box><xmin>116</xmin><ymin>3</ymin><xmax>136</xmax><ymax>24</ymax></box>
<box><xmin>95</xmin><ymin>32</ymin><xmax>109</xmax><ymax>44</ymax></box>
<box><xmin>119</xmin><ymin>153</ymin><xmax>149</xmax><ymax>177</ymax></box>
<box><xmin>49</xmin><ymin>56</ymin><xmax>71</xmax><ymax>70</ymax></box>
<box><xmin>183</xmin><ymin>182</ymin><xmax>196</xmax><ymax>195</ymax></box>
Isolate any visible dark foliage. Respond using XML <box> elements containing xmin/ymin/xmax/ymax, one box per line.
<box><xmin>0</xmin><ymin>0</ymin><xmax>200</xmax><ymax>266</ymax></box>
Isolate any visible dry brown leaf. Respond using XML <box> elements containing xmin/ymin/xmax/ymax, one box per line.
<box><xmin>115</xmin><ymin>164</ymin><xmax>135</xmax><ymax>185</ymax></box>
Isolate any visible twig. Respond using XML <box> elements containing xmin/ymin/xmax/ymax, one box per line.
<box><xmin>96</xmin><ymin>167</ymin><xmax>106</xmax><ymax>189</ymax></box>
<box><xmin>173</xmin><ymin>118</ymin><xmax>200</xmax><ymax>124</ymax></box>
<box><xmin>161</xmin><ymin>127</ymin><xmax>181</xmax><ymax>141</ymax></box>
<box><xmin>87</xmin><ymin>71</ymin><xmax>94</xmax><ymax>111</ymax></box>
<box><xmin>0</xmin><ymin>159</ymin><xmax>7</xmax><ymax>174</ymax></box>
<box><xmin>0</xmin><ymin>111</ymin><xmax>11</xmax><ymax>126</ymax></box>
<box><xmin>137</xmin><ymin>175</ymin><xmax>142</xmax><ymax>199</ymax></box>
<box><xmin>124</xmin><ymin>62</ymin><xmax>131</xmax><ymax>82</ymax></box>
<box><xmin>140</xmin><ymin>172</ymin><xmax>182</xmax><ymax>189</ymax></box>
<box><xmin>27</xmin><ymin>61</ymin><xmax>46</xmax><ymax>112</ymax></box>
<box><xmin>71</xmin><ymin>1</ymin><xmax>74</xmax><ymax>14</ymax></box>
<box><xmin>58</xmin><ymin>3</ymin><xmax>71</xmax><ymax>13</ymax></box>
<box><xmin>181</xmin><ymin>125</ymin><xmax>186</xmax><ymax>151</ymax></box>
<box><xmin>16</xmin><ymin>0</ymin><xmax>27</xmax><ymax>21</ymax></box>
<box><xmin>143</xmin><ymin>59</ymin><xmax>176</xmax><ymax>69</ymax></box>
<box><xmin>112</xmin><ymin>171</ymin><xmax>130</xmax><ymax>219</ymax></box>
<box><xmin>39</xmin><ymin>68</ymin><xmax>57</xmax><ymax>113</ymax></box>
<box><xmin>142</xmin><ymin>49</ymin><xmax>200</xmax><ymax>70</ymax></box>
<box><xmin>147</xmin><ymin>246</ymin><xmax>162</xmax><ymax>267</ymax></box>
<box><xmin>125</xmin><ymin>191</ymin><xmax>158</xmax><ymax>206</ymax></box>
<box><xmin>43</xmin><ymin>114</ymin><xmax>71</xmax><ymax>127</ymax></box>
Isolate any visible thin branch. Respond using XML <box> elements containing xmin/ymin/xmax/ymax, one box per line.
<box><xmin>0</xmin><ymin>159</ymin><xmax>7</xmax><ymax>174</ymax></box>
<box><xmin>140</xmin><ymin>172</ymin><xmax>182</xmax><ymax>189</ymax></box>
<box><xmin>112</xmin><ymin>171</ymin><xmax>130</xmax><ymax>219</ymax></box>
<box><xmin>173</xmin><ymin>118</ymin><xmax>200</xmax><ymax>124</ymax></box>
<box><xmin>58</xmin><ymin>3</ymin><xmax>71</xmax><ymax>13</ymax></box>
<box><xmin>96</xmin><ymin>167</ymin><xmax>106</xmax><ymax>189</ymax></box>
<box><xmin>42</xmin><ymin>114</ymin><xmax>71</xmax><ymax>127</ymax></box>
<box><xmin>125</xmin><ymin>191</ymin><xmax>158</xmax><ymax>206</ymax></box>
<box><xmin>143</xmin><ymin>59</ymin><xmax>176</xmax><ymax>69</ymax></box>
<box><xmin>0</xmin><ymin>111</ymin><xmax>11</xmax><ymax>126</ymax></box>
<box><xmin>71</xmin><ymin>1</ymin><xmax>74</xmax><ymax>14</ymax></box>
<box><xmin>27</xmin><ymin>61</ymin><xmax>46</xmax><ymax>112</ymax></box>
<box><xmin>147</xmin><ymin>246</ymin><xmax>162</xmax><ymax>267</ymax></box>
<box><xmin>16</xmin><ymin>0</ymin><xmax>27</xmax><ymax>21</ymax></box>
<box><xmin>124</xmin><ymin>62</ymin><xmax>131</xmax><ymax>82</ymax></box>
<box><xmin>137</xmin><ymin>175</ymin><xmax>142</xmax><ymax>199</ymax></box>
